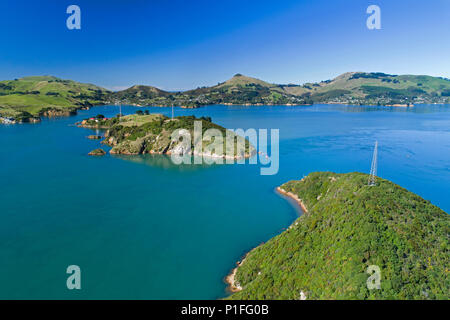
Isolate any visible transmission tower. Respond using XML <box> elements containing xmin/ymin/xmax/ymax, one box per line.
<box><xmin>115</xmin><ymin>100</ymin><xmax>122</xmax><ymax>121</ymax></box>
<box><xmin>368</xmin><ymin>140</ymin><xmax>378</xmax><ymax>186</ymax></box>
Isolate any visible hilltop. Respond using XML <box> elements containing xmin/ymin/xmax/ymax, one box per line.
<box><xmin>0</xmin><ymin>76</ymin><xmax>110</xmax><ymax>123</ymax></box>
<box><xmin>227</xmin><ymin>172</ymin><xmax>449</xmax><ymax>300</ymax></box>
<box><xmin>109</xmin><ymin>85</ymin><xmax>170</xmax><ymax>106</ymax></box>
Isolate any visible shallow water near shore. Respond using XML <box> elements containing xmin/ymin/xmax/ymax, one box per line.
<box><xmin>0</xmin><ymin>104</ymin><xmax>449</xmax><ymax>299</ymax></box>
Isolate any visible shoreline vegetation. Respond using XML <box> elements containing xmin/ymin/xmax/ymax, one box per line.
<box><xmin>226</xmin><ymin>172</ymin><xmax>449</xmax><ymax>300</ymax></box>
<box><xmin>225</xmin><ymin>186</ymin><xmax>310</xmax><ymax>294</ymax></box>
<box><xmin>2</xmin><ymin>72</ymin><xmax>450</xmax><ymax>123</ymax></box>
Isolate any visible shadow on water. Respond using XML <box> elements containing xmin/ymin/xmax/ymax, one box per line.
<box><xmin>111</xmin><ymin>153</ymin><xmax>222</xmax><ymax>172</ymax></box>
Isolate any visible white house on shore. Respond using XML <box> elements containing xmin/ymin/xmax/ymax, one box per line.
<box><xmin>0</xmin><ymin>117</ymin><xmax>16</xmax><ymax>124</ymax></box>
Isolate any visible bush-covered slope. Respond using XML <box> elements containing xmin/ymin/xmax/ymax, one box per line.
<box><xmin>228</xmin><ymin>172</ymin><xmax>449</xmax><ymax>300</ymax></box>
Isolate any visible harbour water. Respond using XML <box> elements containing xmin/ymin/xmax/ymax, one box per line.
<box><xmin>0</xmin><ymin>104</ymin><xmax>449</xmax><ymax>299</ymax></box>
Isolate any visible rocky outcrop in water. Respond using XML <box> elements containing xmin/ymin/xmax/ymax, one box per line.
<box><xmin>87</xmin><ymin>135</ymin><xmax>102</xmax><ymax>140</ymax></box>
<box><xmin>40</xmin><ymin>107</ymin><xmax>77</xmax><ymax>118</ymax></box>
<box><xmin>88</xmin><ymin>148</ymin><xmax>106</xmax><ymax>156</ymax></box>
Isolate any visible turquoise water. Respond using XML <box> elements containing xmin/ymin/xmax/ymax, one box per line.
<box><xmin>1</xmin><ymin>104</ymin><xmax>449</xmax><ymax>299</ymax></box>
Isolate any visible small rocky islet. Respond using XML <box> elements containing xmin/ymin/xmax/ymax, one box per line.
<box><xmin>87</xmin><ymin>135</ymin><xmax>102</xmax><ymax>140</ymax></box>
<box><xmin>88</xmin><ymin>148</ymin><xmax>106</xmax><ymax>156</ymax></box>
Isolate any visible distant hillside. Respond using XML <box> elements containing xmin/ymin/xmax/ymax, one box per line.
<box><xmin>110</xmin><ymin>74</ymin><xmax>313</xmax><ymax>107</ymax></box>
<box><xmin>2</xmin><ymin>72</ymin><xmax>450</xmax><ymax>123</ymax></box>
<box><xmin>227</xmin><ymin>172</ymin><xmax>449</xmax><ymax>300</ymax></box>
<box><xmin>0</xmin><ymin>76</ymin><xmax>110</xmax><ymax>122</ymax></box>
<box><xmin>301</xmin><ymin>72</ymin><xmax>450</xmax><ymax>105</ymax></box>
<box><xmin>110</xmin><ymin>85</ymin><xmax>170</xmax><ymax>103</ymax></box>
<box><xmin>111</xmin><ymin>72</ymin><xmax>450</xmax><ymax>108</ymax></box>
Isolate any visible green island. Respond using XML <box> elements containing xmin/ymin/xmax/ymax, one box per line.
<box><xmin>2</xmin><ymin>72</ymin><xmax>450</xmax><ymax>123</ymax></box>
<box><xmin>78</xmin><ymin>113</ymin><xmax>255</xmax><ymax>158</ymax></box>
<box><xmin>226</xmin><ymin>172</ymin><xmax>449</xmax><ymax>300</ymax></box>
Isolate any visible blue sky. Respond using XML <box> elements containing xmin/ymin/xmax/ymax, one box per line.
<box><xmin>0</xmin><ymin>0</ymin><xmax>449</xmax><ymax>90</ymax></box>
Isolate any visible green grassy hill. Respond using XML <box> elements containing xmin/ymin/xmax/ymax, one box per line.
<box><xmin>185</xmin><ymin>74</ymin><xmax>310</xmax><ymax>105</ymax></box>
<box><xmin>0</xmin><ymin>76</ymin><xmax>110</xmax><ymax>122</ymax></box>
<box><xmin>302</xmin><ymin>72</ymin><xmax>450</xmax><ymax>105</ymax></box>
<box><xmin>109</xmin><ymin>85</ymin><xmax>171</xmax><ymax>106</ymax></box>
<box><xmin>216</xmin><ymin>74</ymin><xmax>274</xmax><ymax>88</ymax></box>
<box><xmin>112</xmin><ymin>74</ymin><xmax>312</xmax><ymax>107</ymax></box>
<box><xmin>228</xmin><ymin>172</ymin><xmax>449</xmax><ymax>300</ymax></box>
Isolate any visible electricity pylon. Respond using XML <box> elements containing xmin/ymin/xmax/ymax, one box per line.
<box><xmin>115</xmin><ymin>100</ymin><xmax>122</xmax><ymax>121</ymax></box>
<box><xmin>368</xmin><ymin>140</ymin><xmax>378</xmax><ymax>186</ymax></box>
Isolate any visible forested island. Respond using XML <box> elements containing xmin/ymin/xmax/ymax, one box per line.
<box><xmin>226</xmin><ymin>172</ymin><xmax>449</xmax><ymax>300</ymax></box>
<box><xmin>2</xmin><ymin>72</ymin><xmax>450</xmax><ymax>123</ymax></box>
<box><xmin>78</xmin><ymin>113</ymin><xmax>255</xmax><ymax>158</ymax></box>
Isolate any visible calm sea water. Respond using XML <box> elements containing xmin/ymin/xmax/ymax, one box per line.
<box><xmin>1</xmin><ymin>104</ymin><xmax>449</xmax><ymax>299</ymax></box>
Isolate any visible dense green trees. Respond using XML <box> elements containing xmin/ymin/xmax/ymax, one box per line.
<box><xmin>229</xmin><ymin>172</ymin><xmax>449</xmax><ymax>300</ymax></box>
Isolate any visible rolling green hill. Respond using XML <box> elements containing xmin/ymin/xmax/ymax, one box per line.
<box><xmin>302</xmin><ymin>72</ymin><xmax>450</xmax><ymax>105</ymax></box>
<box><xmin>227</xmin><ymin>172</ymin><xmax>449</xmax><ymax>300</ymax></box>
<box><xmin>109</xmin><ymin>85</ymin><xmax>170</xmax><ymax>105</ymax></box>
<box><xmin>110</xmin><ymin>74</ymin><xmax>313</xmax><ymax>107</ymax></box>
<box><xmin>0</xmin><ymin>76</ymin><xmax>110</xmax><ymax>122</ymax></box>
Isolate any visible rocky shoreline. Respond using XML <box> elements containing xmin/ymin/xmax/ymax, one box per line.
<box><xmin>225</xmin><ymin>251</ymin><xmax>252</xmax><ymax>293</ymax></box>
<box><xmin>0</xmin><ymin>106</ymin><xmax>92</xmax><ymax>124</ymax></box>
<box><xmin>39</xmin><ymin>107</ymin><xmax>78</xmax><ymax>118</ymax></box>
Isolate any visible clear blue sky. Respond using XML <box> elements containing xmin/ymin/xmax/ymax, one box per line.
<box><xmin>0</xmin><ymin>0</ymin><xmax>449</xmax><ymax>90</ymax></box>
